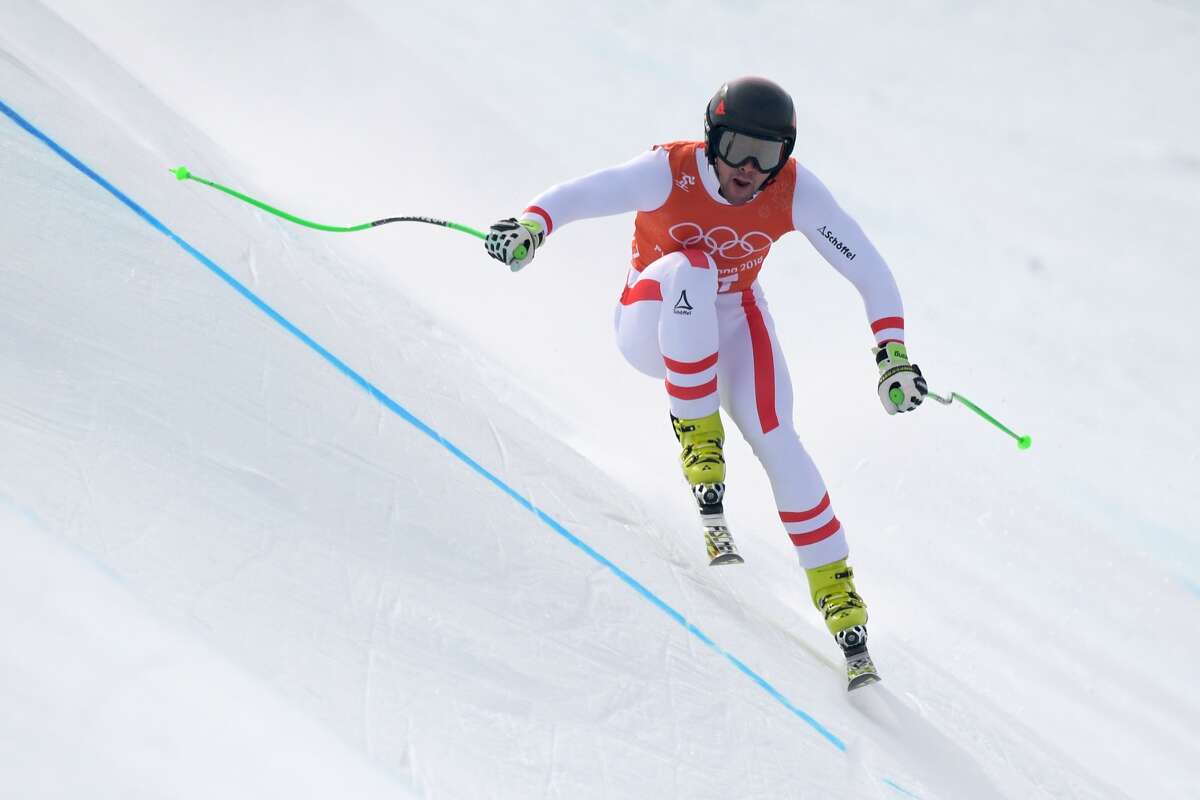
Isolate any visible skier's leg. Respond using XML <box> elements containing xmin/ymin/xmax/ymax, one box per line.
<box><xmin>614</xmin><ymin>252</ymin><xmax>738</xmax><ymax>564</ymax></box>
<box><xmin>650</xmin><ymin>251</ymin><xmax>720</xmax><ymax>419</ymax></box>
<box><xmin>718</xmin><ymin>287</ymin><xmax>867</xmax><ymax>632</ymax></box>
<box><xmin>717</xmin><ymin>288</ymin><xmax>849</xmax><ymax>563</ymax></box>
<box><xmin>614</xmin><ymin>251</ymin><xmax>724</xmax><ymax>485</ymax></box>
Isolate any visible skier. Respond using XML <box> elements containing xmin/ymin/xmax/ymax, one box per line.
<box><xmin>484</xmin><ymin>76</ymin><xmax>927</xmax><ymax>689</ymax></box>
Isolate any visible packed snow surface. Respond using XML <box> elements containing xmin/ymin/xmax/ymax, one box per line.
<box><xmin>2</xmin><ymin>1</ymin><xmax>1197</xmax><ymax>797</ymax></box>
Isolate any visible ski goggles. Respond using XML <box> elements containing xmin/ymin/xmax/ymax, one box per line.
<box><xmin>714</xmin><ymin>128</ymin><xmax>789</xmax><ymax>172</ymax></box>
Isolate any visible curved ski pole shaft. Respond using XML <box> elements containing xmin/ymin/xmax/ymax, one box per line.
<box><xmin>169</xmin><ymin>166</ymin><xmax>494</xmax><ymax>246</ymax></box>
<box><xmin>926</xmin><ymin>390</ymin><xmax>1032</xmax><ymax>450</ymax></box>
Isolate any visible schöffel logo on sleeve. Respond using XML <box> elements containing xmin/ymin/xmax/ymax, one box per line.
<box><xmin>818</xmin><ymin>225</ymin><xmax>857</xmax><ymax>261</ymax></box>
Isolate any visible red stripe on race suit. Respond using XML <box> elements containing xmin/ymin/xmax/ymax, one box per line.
<box><xmin>870</xmin><ymin>316</ymin><xmax>904</xmax><ymax>334</ymax></box>
<box><xmin>787</xmin><ymin>518</ymin><xmax>842</xmax><ymax>547</ymax></box>
<box><xmin>665</xmin><ymin>376</ymin><xmax>718</xmax><ymax>400</ymax></box>
<box><xmin>779</xmin><ymin>494</ymin><xmax>832</xmax><ymax>523</ymax></box>
<box><xmin>620</xmin><ymin>280</ymin><xmax>663</xmax><ymax>305</ymax></box>
<box><xmin>682</xmin><ymin>249</ymin><xmax>710</xmax><ymax>268</ymax></box>
<box><xmin>664</xmin><ymin>352</ymin><xmax>718</xmax><ymax>375</ymax></box>
<box><xmin>523</xmin><ymin>205</ymin><xmax>554</xmax><ymax>235</ymax></box>
<box><xmin>741</xmin><ymin>290</ymin><xmax>779</xmax><ymax>434</ymax></box>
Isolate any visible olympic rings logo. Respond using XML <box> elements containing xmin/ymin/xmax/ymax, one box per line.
<box><xmin>668</xmin><ymin>223</ymin><xmax>774</xmax><ymax>259</ymax></box>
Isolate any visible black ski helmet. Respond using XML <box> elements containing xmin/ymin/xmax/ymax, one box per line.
<box><xmin>704</xmin><ymin>76</ymin><xmax>797</xmax><ymax>185</ymax></box>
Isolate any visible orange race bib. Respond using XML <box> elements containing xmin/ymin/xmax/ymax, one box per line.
<box><xmin>631</xmin><ymin>141</ymin><xmax>796</xmax><ymax>294</ymax></box>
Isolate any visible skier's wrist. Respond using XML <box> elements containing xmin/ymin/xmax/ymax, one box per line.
<box><xmin>520</xmin><ymin>207</ymin><xmax>551</xmax><ymax>237</ymax></box>
<box><xmin>873</xmin><ymin>342</ymin><xmax>927</xmax><ymax>414</ymax></box>
<box><xmin>518</xmin><ymin>218</ymin><xmax>544</xmax><ymax>240</ymax></box>
<box><xmin>873</xmin><ymin>341</ymin><xmax>910</xmax><ymax>372</ymax></box>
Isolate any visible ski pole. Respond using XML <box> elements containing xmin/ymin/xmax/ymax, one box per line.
<box><xmin>926</xmin><ymin>389</ymin><xmax>1032</xmax><ymax>450</ymax></box>
<box><xmin>167</xmin><ymin>166</ymin><xmax>523</xmax><ymax>258</ymax></box>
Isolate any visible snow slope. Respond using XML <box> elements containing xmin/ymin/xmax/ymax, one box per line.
<box><xmin>2</xmin><ymin>0</ymin><xmax>1198</xmax><ymax>797</ymax></box>
<box><xmin>0</xmin><ymin>499</ymin><xmax>412</xmax><ymax>799</ymax></box>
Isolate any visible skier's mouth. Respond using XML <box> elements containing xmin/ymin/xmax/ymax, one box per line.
<box><xmin>732</xmin><ymin>176</ymin><xmax>753</xmax><ymax>190</ymax></box>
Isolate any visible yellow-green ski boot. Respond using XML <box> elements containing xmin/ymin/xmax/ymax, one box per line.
<box><xmin>671</xmin><ymin>410</ymin><xmax>726</xmax><ymax>489</ymax></box>
<box><xmin>671</xmin><ymin>411</ymin><xmax>741</xmax><ymax>566</ymax></box>
<box><xmin>805</xmin><ymin>558</ymin><xmax>879</xmax><ymax>690</ymax></box>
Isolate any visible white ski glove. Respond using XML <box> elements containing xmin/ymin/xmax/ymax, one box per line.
<box><xmin>484</xmin><ymin>217</ymin><xmax>545</xmax><ymax>272</ymax></box>
<box><xmin>874</xmin><ymin>342</ymin><xmax>928</xmax><ymax>414</ymax></box>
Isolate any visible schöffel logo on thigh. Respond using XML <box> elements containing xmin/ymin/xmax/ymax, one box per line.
<box><xmin>668</xmin><ymin>223</ymin><xmax>774</xmax><ymax>259</ymax></box>
<box><xmin>673</xmin><ymin>290</ymin><xmax>694</xmax><ymax>315</ymax></box>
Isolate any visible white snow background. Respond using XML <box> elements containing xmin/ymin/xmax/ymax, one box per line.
<box><xmin>1</xmin><ymin>1</ymin><xmax>1197</xmax><ymax>797</ymax></box>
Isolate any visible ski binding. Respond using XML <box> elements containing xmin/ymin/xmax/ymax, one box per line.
<box><xmin>693</xmin><ymin>483</ymin><xmax>743</xmax><ymax>566</ymax></box>
<box><xmin>837</xmin><ymin>625</ymin><xmax>881</xmax><ymax>690</ymax></box>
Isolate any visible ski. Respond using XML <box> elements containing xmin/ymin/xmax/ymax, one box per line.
<box><xmin>845</xmin><ymin>650</ymin><xmax>881</xmax><ymax>690</ymax></box>
<box><xmin>837</xmin><ymin>625</ymin><xmax>881</xmax><ymax>690</ymax></box>
<box><xmin>703</xmin><ymin>513</ymin><xmax>743</xmax><ymax>565</ymax></box>
<box><xmin>692</xmin><ymin>483</ymin><xmax>743</xmax><ymax>566</ymax></box>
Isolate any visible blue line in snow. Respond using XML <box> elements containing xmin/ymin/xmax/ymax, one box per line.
<box><xmin>883</xmin><ymin>778</ymin><xmax>925</xmax><ymax>799</ymax></box>
<box><xmin>2</xmin><ymin>96</ymin><xmax>923</xmax><ymax>794</ymax></box>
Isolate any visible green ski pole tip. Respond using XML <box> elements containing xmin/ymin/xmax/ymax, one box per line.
<box><xmin>171</xmin><ymin>166</ymin><xmax>191</xmax><ymax>180</ymax></box>
<box><xmin>1017</xmin><ymin>435</ymin><xmax>1032</xmax><ymax>450</ymax></box>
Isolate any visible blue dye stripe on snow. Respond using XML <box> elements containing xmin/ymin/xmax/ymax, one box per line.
<box><xmin>1</xmin><ymin>97</ymin><xmax>924</xmax><ymax>798</ymax></box>
<box><xmin>883</xmin><ymin>778</ymin><xmax>925</xmax><ymax>799</ymax></box>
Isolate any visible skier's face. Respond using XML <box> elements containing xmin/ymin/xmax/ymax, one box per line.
<box><xmin>714</xmin><ymin>158</ymin><xmax>769</xmax><ymax>205</ymax></box>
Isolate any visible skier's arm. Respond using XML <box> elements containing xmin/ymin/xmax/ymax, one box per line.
<box><xmin>792</xmin><ymin>165</ymin><xmax>905</xmax><ymax>346</ymax></box>
<box><xmin>793</xmin><ymin>165</ymin><xmax>927</xmax><ymax>414</ymax></box>
<box><xmin>486</xmin><ymin>149</ymin><xmax>671</xmax><ymax>270</ymax></box>
<box><xmin>518</xmin><ymin>148</ymin><xmax>673</xmax><ymax>237</ymax></box>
